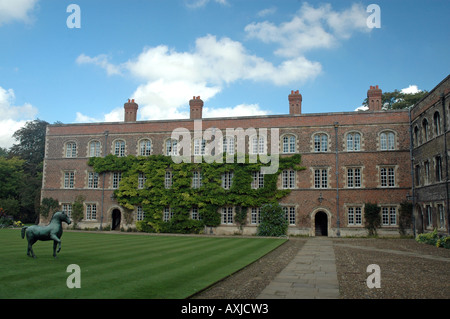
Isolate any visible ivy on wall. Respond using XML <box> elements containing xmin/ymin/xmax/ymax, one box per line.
<box><xmin>88</xmin><ymin>154</ymin><xmax>305</xmax><ymax>233</ymax></box>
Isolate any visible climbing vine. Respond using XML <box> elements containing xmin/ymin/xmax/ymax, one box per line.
<box><xmin>88</xmin><ymin>154</ymin><xmax>305</xmax><ymax>233</ymax></box>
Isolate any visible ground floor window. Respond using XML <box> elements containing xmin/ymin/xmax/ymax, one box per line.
<box><xmin>221</xmin><ymin>207</ymin><xmax>233</xmax><ymax>224</ymax></box>
<box><xmin>86</xmin><ymin>204</ymin><xmax>97</xmax><ymax>220</ymax></box>
<box><xmin>251</xmin><ymin>207</ymin><xmax>261</xmax><ymax>224</ymax></box>
<box><xmin>62</xmin><ymin>203</ymin><xmax>72</xmax><ymax>218</ymax></box>
<box><xmin>282</xmin><ymin>207</ymin><xmax>296</xmax><ymax>225</ymax></box>
<box><xmin>348</xmin><ymin>207</ymin><xmax>362</xmax><ymax>226</ymax></box>
<box><xmin>381</xmin><ymin>206</ymin><xmax>397</xmax><ymax>226</ymax></box>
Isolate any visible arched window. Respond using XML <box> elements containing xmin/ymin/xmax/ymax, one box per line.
<box><xmin>194</xmin><ymin>138</ymin><xmax>206</xmax><ymax>155</ymax></box>
<box><xmin>65</xmin><ymin>141</ymin><xmax>77</xmax><ymax>158</ymax></box>
<box><xmin>166</xmin><ymin>139</ymin><xmax>178</xmax><ymax>156</ymax></box>
<box><xmin>434</xmin><ymin>111</ymin><xmax>441</xmax><ymax>136</ymax></box>
<box><xmin>89</xmin><ymin>140</ymin><xmax>101</xmax><ymax>157</ymax></box>
<box><xmin>139</xmin><ymin>139</ymin><xmax>152</xmax><ymax>156</ymax></box>
<box><xmin>380</xmin><ymin>131</ymin><xmax>395</xmax><ymax>150</ymax></box>
<box><xmin>414</xmin><ymin>126</ymin><xmax>420</xmax><ymax>147</ymax></box>
<box><xmin>422</xmin><ymin>118</ymin><xmax>429</xmax><ymax>142</ymax></box>
<box><xmin>314</xmin><ymin>133</ymin><xmax>328</xmax><ymax>152</ymax></box>
<box><xmin>251</xmin><ymin>135</ymin><xmax>266</xmax><ymax>154</ymax></box>
<box><xmin>346</xmin><ymin>132</ymin><xmax>361</xmax><ymax>151</ymax></box>
<box><xmin>282</xmin><ymin>135</ymin><xmax>296</xmax><ymax>153</ymax></box>
<box><xmin>114</xmin><ymin>140</ymin><xmax>126</xmax><ymax>157</ymax></box>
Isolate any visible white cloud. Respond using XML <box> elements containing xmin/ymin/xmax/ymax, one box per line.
<box><xmin>75</xmin><ymin>107</ymin><xmax>123</xmax><ymax>123</ymax></box>
<box><xmin>257</xmin><ymin>7</ymin><xmax>277</xmax><ymax>17</ymax></box>
<box><xmin>401</xmin><ymin>85</ymin><xmax>421</xmax><ymax>94</ymax></box>
<box><xmin>203</xmin><ymin>104</ymin><xmax>268</xmax><ymax>118</ymax></box>
<box><xmin>0</xmin><ymin>86</ymin><xmax>38</xmax><ymax>148</ymax></box>
<box><xmin>245</xmin><ymin>2</ymin><xmax>370</xmax><ymax>57</ymax></box>
<box><xmin>184</xmin><ymin>0</ymin><xmax>228</xmax><ymax>9</ymax></box>
<box><xmin>76</xmin><ymin>54</ymin><xmax>122</xmax><ymax>76</ymax></box>
<box><xmin>0</xmin><ymin>0</ymin><xmax>38</xmax><ymax>26</ymax></box>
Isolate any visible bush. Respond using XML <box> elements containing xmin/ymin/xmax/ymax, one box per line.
<box><xmin>416</xmin><ymin>229</ymin><xmax>450</xmax><ymax>249</ymax></box>
<box><xmin>257</xmin><ymin>203</ymin><xmax>288</xmax><ymax>237</ymax></box>
<box><xmin>364</xmin><ymin>203</ymin><xmax>381</xmax><ymax>236</ymax></box>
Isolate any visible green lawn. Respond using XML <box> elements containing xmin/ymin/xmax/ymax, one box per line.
<box><xmin>0</xmin><ymin>229</ymin><xmax>286</xmax><ymax>299</ymax></box>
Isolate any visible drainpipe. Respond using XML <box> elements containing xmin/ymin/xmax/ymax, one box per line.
<box><xmin>408</xmin><ymin>107</ymin><xmax>416</xmax><ymax>237</ymax></box>
<box><xmin>100</xmin><ymin>130</ymin><xmax>109</xmax><ymax>230</ymax></box>
<box><xmin>334</xmin><ymin>122</ymin><xmax>340</xmax><ymax>237</ymax></box>
<box><xmin>441</xmin><ymin>93</ymin><xmax>449</xmax><ymax>235</ymax></box>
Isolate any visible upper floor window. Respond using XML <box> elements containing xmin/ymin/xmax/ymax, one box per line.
<box><xmin>251</xmin><ymin>136</ymin><xmax>266</xmax><ymax>154</ymax></box>
<box><xmin>138</xmin><ymin>172</ymin><xmax>146</xmax><ymax>189</ymax></box>
<box><xmin>223</xmin><ymin>136</ymin><xmax>235</xmax><ymax>155</ymax></box>
<box><xmin>139</xmin><ymin>139</ymin><xmax>152</xmax><ymax>156</ymax></box>
<box><xmin>314</xmin><ymin>168</ymin><xmax>328</xmax><ymax>189</ymax></box>
<box><xmin>194</xmin><ymin>138</ymin><xmax>206</xmax><ymax>156</ymax></box>
<box><xmin>380</xmin><ymin>167</ymin><xmax>395</xmax><ymax>187</ymax></box>
<box><xmin>88</xmin><ymin>172</ymin><xmax>99</xmax><ymax>189</ymax></box>
<box><xmin>192</xmin><ymin>171</ymin><xmax>202</xmax><ymax>189</ymax></box>
<box><xmin>414</xmin><ymin>126</ymin><xmax>420</xmax><ymax>146</ymax></box>
<box><xmin>165</xmin><ymin>171</ymin><xmax>173</xmax><ymax>189</ymax></box>
<box><xmin>166</xmin><ymin>139</ymin><xmax>178</xmax><ymax>156</ymax></box>
<box><xmin>380</xmin><ymin>131</ymin><xmax>395</xmax><ymax>150</ymax></box>
<box><xmin>64</xmin><ymin>171</ymin><xmax>75</xmax><ymax>189</ymax></box>
<box><xmin>347</xmin><ymin>167</ymin><xmax>361</xmax><ymax>188</ymax></box>
<box><xmin>282</xmin><ymin>135</ymin><xmax>296</xmax><ymax>153</ymax></box>
<box><xmin>435</xmin><ymin>156</ymin><xmax>443</xmax><ymax>182</ymax></box>
<box><xmin>112</xmin><ymin>172</ymin><xmax>122</xmax><ymax>189</ymax></box>
<box><xmin>314</xmin><ymin>133</ymin><xmax>328</xmax><ymax>152</ymax></box>
<box><xmin>65</xmin><ymin>142</ymin><xmax>77</xmax><ymax>158</ymax></box>
<box><xmin>434</xmin><ymin>111</ymin><xmax>441</xmax><ymax>136</ymax></box>
<box><xmin>422</xmin><ymin>118</ymin><xmax>429</xmax><ymax>142</ymax></box>
<box><xmin>222</xmin><ymin>171</ymin><xmax>234</xmax><ymax>189</ymax></box>
<box><xmin>89</xmin><ymin>140</ymin><xmax>101</xmax><ymax>157</ymax></box>
<box><xmin>282</xmin><ymin>170</ymin><xmax>295</xmax><ymax>189</ymax></box>
<box><xmin>346</xmin><ymin>132</ymin><xmax>361</xmax><ymax>151</ymax></box>
<box><xmin>114</xmin><ymin>140</ymin><xmax>126</xmax><ymax>157</ymax></box>
<box><xmin>251</xmin><ymin>171</ymin><xmax>264</xmax><ymax>189</ymax></box>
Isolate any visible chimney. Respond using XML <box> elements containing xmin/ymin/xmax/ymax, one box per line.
<box><xmin>124</xmin><ymin>99</ymin><xmax>138</xmax><ymax>122</ymax></box>
<box><xmin>367</xmin><ymin>85</ymin><xmax>383</xmax><ymax>111</ymax></box>
<box><xmin>189</xmin><ymin>96</ymin><xmax>203</xmax><ymax>119</ymax></box>
<box><xmin>288</xmin><ymin>90</ymin><xmax>302</xmax><ymax>115</ymax></box>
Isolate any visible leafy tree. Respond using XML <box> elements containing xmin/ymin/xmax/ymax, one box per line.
<box><xmin>0</xmin><ymin>157</ymin><xmax>25</xmax><ymax>199</ymax></box>
<box><xmin>40</xmin><ymin>197</ymin><xmax>60</xmax><ymax>219</ymax></box>
<box><xmin>72</xmin><ymin>195</ymin><xmax>85</xmax><ymax>228</ymax></box>
<box><xmin>257</xmin><ymin>203</ymin><xmax>288</xmax><ymax>237</ymax></box>
<box><xmin>363</xmin><ymin>89</ymin><xmax>428</xmax><ymax>110</ymax></box>
<box><xmin>364</xmin><ymin>203</ymin><xmax>381</xmax><ymax>236</ymax></box>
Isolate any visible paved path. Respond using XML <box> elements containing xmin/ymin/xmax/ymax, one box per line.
<box><xmin>257</xmin><ymin>237</ymin><xmax>340</xmax><ymax>299</ymax></box>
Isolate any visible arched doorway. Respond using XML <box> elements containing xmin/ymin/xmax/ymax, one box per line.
<box><xmin>315</xmin><ymin>211</ymin><xmax>328</xmax><ymax>236</ymax></box>
<box><xmin>112</xmin><ymin>209</ymin><xmax>121</xmax><ymax>230</ymax></box>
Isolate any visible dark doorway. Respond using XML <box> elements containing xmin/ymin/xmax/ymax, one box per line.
<box><xmin>315</xmin><ymin>211</ymin><xmax>328</xmax><ymax>236</ymax></box>
<box><xmin>112</xmin><ymin>209</ymin><xmax>121</xmax><ymax>230</ymax></box>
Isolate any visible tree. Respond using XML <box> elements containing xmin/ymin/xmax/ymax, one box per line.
<box><xmin>362</xmin><ymin>89</ymin><xmax>428</xmax><ymax>110</ymax></box>
<box><xmin>364</xmin><ymin>203</ymin><xmax>381</xmax><ymax>236</ymax></box>
<box><xmin>72</xmin><ymin>195</ymin><xmax>85</xmax><ymax>228</ymax></box>
<box><xmin>257</xmin><ymin>203</ymin><xmax>288</xmax><ymax>237</ymax></box>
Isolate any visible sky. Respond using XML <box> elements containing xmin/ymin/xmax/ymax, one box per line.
<box><xmin>0</xmin><ymin>0</ymin><xmax>449</xmax><ymax>148</ymax></box>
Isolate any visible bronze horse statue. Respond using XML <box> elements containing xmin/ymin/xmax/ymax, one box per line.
<box><xmin>21</xmin><ymin>211</ymin><xmax>72</xmax><ymax>258</ymax></box>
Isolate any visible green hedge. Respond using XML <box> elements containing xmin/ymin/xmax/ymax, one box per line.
<box><xmin>415</xmin><ymin>229</ymin><xmax>450</xmax><ymax>249</ymax></box>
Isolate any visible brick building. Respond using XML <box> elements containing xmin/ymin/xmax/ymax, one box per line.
<box><xmin>41</xmin><ymin>84</ymin><xmax>414</xmax><ymax>236</ymax></box>
<box><xmin>410</xmin><ymin>74</ymin><xmax>450</xmax><ymax>235</ymax></box>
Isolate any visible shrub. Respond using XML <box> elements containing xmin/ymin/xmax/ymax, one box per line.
<box><xmin>257</xmin><ymin>203</ymin><xmax>288</xmax><ymax>237</ymax></box>
<box><xmin>416</xmin><ymin>229</ymin><xmax>439</xmax><ymax>246</ymax></box>
<box><xmin>364</xmin><ymin>203</ymin><xmax>381</xmax><ymax>236</ymax></box>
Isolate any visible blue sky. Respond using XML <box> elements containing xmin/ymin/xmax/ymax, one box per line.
<box><xmin>0</xmin><ymin>0</ymin><xmax>449</xmax><ymax>148</ymax></box>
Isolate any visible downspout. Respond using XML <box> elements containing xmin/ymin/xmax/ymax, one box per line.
<box><xmin>408</xmin><ymin>107</ymin><xmax>416</xmax><ymax>237</ymax></box>
<box><xmin>334</xmin><ymin>122</ymin><xmax>340</xmax><ymax>237</ymax></box>
<box><xmin>441</xmin><ymin>93</ymin><xmax>449</xmax><ymax>235</ymax></box>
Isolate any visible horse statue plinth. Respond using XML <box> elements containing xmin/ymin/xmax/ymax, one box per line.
<box><xmin>21</xmin><ymin>211</ymin><xmax>72</xmax><ymax>258</ymax></box>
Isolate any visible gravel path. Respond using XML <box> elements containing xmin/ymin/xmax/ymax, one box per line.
<box><xmin>191</xmin><ymin>237</ymin><xmax>450</xmax><ymax>299</ymax></box>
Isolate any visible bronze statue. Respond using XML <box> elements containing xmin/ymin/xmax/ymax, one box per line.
<box><xmin>21</xmin><ymin>211</ymin><xmax>72</xmax><ymax>258</ymax></box>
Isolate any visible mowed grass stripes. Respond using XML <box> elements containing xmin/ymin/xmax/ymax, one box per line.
<box><xmin>0</xmin><ymin>229</ymin><xmax>286</xmax><ymax>299</ymax></box>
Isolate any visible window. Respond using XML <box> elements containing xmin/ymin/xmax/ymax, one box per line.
<box><xmin>163</xmin><ymin>207</ymin><xmax>173</xmax><ymax>222</ymax></box>
<box><xmin>114</xmin><ymin>140</ymin><xmax>125</xmax><ymax>157</ymax></box>
<box><xmin>314</xmin><ymin>169</ymin><xmax>328</xmax><ymax>189</ymax></box>
<box><xmin>112</xmin><ymin>172</ymin><xmax>122</xmax><ymax>189</ymax></box>
<box><xmin>438</xmin><ymin>204</ymin><xmax>445</xmax><ymax>229</ymax></box>
<box><xmin>380</xmin><ymin>132</ymin><xmax>395</xmax><ymax>150</ymax></box>
<box><xmin>88</xmin><ymin>172</ymin><xmax>99</xmax><ymax>189</ymax></box>
<box><xmin>223</xmin><ymin>136</ymin><xmax>235</xmax><ymax>155</ymax></box>
<box><xmin>251</xmin><ymin>171</ymin><xmax>264</xmax><ymax>189</ymax></box>
<box><xmin>282</xmin><ymin>207</ymin><xmax>296</xmax><ymax>225</ymax></box>
<box><xmin>282</xmin><ymin>135</ymin><xmax>296</xmax><ymax>153</ymax></box>
<box><xmin>65</xmin><ymin>142</ymin><xmax>77</xmax><ymax>158</ymax></box>
<box><xmin>422</xmin><ymin>118</ymin><xmax>429</xmax><ymax>142</ymax></box>
<box><xmin>166</xmin><ymin>139</ymin><xmax>178</xmax><ymax>156</ymax></box>
<box><xmin>194</xmin><ymin>138</ymin><xmax>206</xmax><ymax>156</ymax></box>
<box><xmin>192</xmin><ymin>171</ymin><xmax>202</xmax><ymax>189</ymax></box>
<box><xmin>436</xmin><ymin>156</ymin><xmax>442</xmax><ymax>182</ymax></box>
<box><xmin>137</xmin><ymin>206</ymin><xmax>146</xmax><ymax>221</ymax></box>
<box><xmin>89</xmin><ymin>140</ymin><xmax>101</xmax><ymax>157</ymax></box>
<box><xmin>191</xmin><ymin>207</ymin><xmax>200</xmax><ymax>220</ymax></box>
<box><xmin>64</xmin><ymin>171</ymin><xmax>74</xmax><ymax>189</ymax></box>
<box><xmin>251</xmin><ymin>207</ymin><xmax>261</xmax><ymax>224</ymax></box>
<box><xmin>434</xmin><ymin>112</ymin><xmax>441</xmax><ymax>136</ymax></box>
<box><xmin>165</xmin><ymin>171</ymin><xmax>172</xmax><ymax>189</ymax></box>
<box><xmin>414</xmin><ymin>126</ymin><xmax>420</xmax><ymax>146</ymax></box>
<box><xmin>221</xmin><ymin>207</ymin><xmax>233</xmax><ymax>224</ymax></box>
<box><xmin>347</xmin><ymin>168</ymin><xmax>361</xmax><ymax>188</ymax></box>
<box><xmin>382</xmin><ymin>207</ymin><xmax>397</xmax><ymax>226</ymax></box>
<box><xmin>86</xmin><ymin>204</ymin><xmax>97</xmax><ymax>220</ymax></box>
<box><xmin>314</xmin><ymin>134</ymin><xmax>328</xmax><ymax>152</ymax></box>
<box><xmin>222</xmin><ymin>172</ymin><xmax>233</xmax><ymax>189</ymax></box>
<box><xmin>347</xmin><ymin>132</ymin><xmax>361</xmax><ymax>151</ymax></box>
<box><xmin>251</xmin><ymin>136</ymin><xmax>266</xmax><ymax>154</ymax></box>
<box><xmin>62</xmin><ymin>204</ymin><xmax>72</xmax><ymax>218</ymax></box>
<box><xmin>139</xmin><ymin>139</ymin><xmax>152</xmax><ymax>156</ymax></box>
<box><xmin>282</xmin><ymin>170</ymin><xmax>295</xmax><ymax>189</ymax></box>
<box><xmin>380</xmin><ymin>167</ymin><xmax>395</xmax><ymax>187</ymax></box>
<box><xmin>426</xmin><ymin>205</ymin><xmax>432</xmax><ymax>227</ymax></box>
<box><xmin>348</xmin><ymin>207</ymin><xmax>362</xmax><ymax>226</ymax></box>
<box><xmin>415</xmin><ymin>165</ymin><xmax>421</xmax><ymax>186</ymax></box>
<box><xmin>138</xmin><ymin>172</ymin><xmax>146</xmax><ymax>189</ymax></box>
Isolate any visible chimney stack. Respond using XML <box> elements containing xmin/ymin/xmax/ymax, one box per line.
<box><xmin>367</xmin><ymin>85</ymin><xmax>383</xmax><ymax>111</ymax></box>
<box><xmin>288</xmin><ymin>90</ymin><xmax>302</xmax><ymax>115</ymax></box>
<box><xmin>124</xmin><ymin>99</ymin><xmax>138</xmax><ymax>122</ymax></box>
<box><xmin>189</xmin><ymin>96</ymin><xmax>203</xmax><ymax>119</ymax></box>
